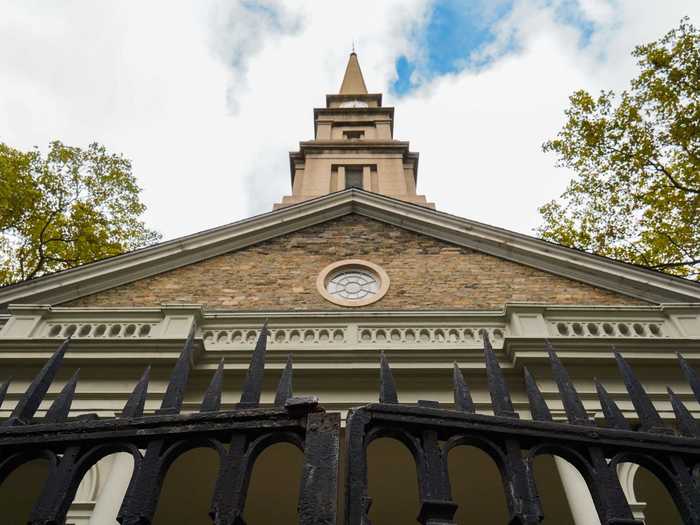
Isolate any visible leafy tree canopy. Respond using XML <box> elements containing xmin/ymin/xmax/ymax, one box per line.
<box><xmin>0</xmin><ymin>141</ymin><xmax>161</xmax><ymax>285</ymax></box>
<box><xmin>538</xmin><ymin>17</ymin><xmax>700</xmax><ymax>280</ymax></box>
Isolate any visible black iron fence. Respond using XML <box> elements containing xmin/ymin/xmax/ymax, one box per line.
<box><xmin>0</xmin><ymin>326</ymin><xmax>338</xmax><ymax>525</ymax></box>
<box><xmin>1</xmin><ymin>324</ymin><xmax>700</xmax><ymax>524</ymax></box>
<box><xmin>347</xmin><ymin>339</ymin><xmax>700</xmax><ymax>525</ymax></box>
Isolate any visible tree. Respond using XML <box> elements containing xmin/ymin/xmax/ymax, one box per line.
<box><xmin>538</xmin><ymin>17</ymin><xmax>700</xmax><ymax>280</ymax></box>
<box><xmin>0</xmin><ymin>141</ymin><xmax>161</xmax><ymax>285</ymax></box>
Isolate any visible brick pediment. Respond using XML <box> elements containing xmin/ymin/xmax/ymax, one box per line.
<box><xmin>65</xmin><ymin>215</ymin><xmax>645</xmax><ymax>310</ymax></box>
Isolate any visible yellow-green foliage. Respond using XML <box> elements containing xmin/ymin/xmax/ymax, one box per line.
<box><xmin>0</xmin><ymin>141</ymin><xmax>161</xmax><ymax>285</ymax></box>
<box><xmin>539</xmin><ymin>18</ymin><xmax>700</xmax><ymax>280</ymax></box>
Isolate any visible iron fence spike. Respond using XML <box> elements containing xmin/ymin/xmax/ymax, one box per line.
<box><xmin>379</xmin><ymin>352</ymin><xmax>399</xmax><ymax>404</ymax></box>
<box><xmin>0</xmin><ymin>378</ymin><xmax>10</xmax><ymax>409</ymax></box>
<box><xmin>452</xmin><ymin>363</ymin><xmax>475</xmax><ymax>413</ymax></box>
<box><xmin>667</xmin><ymin>387</ymin><xmax>700</xmax><ymax>438</ymax></box>
<box><xmin>614</xmin><ymin>351</ymin><xmax>669</xmax><ymax>434</ymax></box>
<box><xmin>200</xmin><ymin>359</ymin><xmax>225</xmax><ymax>413</ymax></box>
<box><xmin>122</xmin><ymin>366</ymin><xmax>151</xmax><ymax>418</ymax></box>
<box><xmin>482</xmin><ymin>332</ymin><xmax>517</xmax><ymax>418</ymax></box>
<box><xmin>7</xmin><ymin>337</ymin><xmax>70</xmax><ymax>425</ymax></box>
<box><xmin>546</xmin><ymin>342</ymin><xmax>590</xmax><ymax>426</ymax></box>
<box><xmin>274</xmin><ymin>354</ymin><xmax>294</xmax><ymax>407</ymax></box>
<box><xmin>239</xmin><ymin>321</ymin><xmax>270</xmax><ymax>406</ymax></box>
<box><xmin>44</xmin><ymin>369</ymin><xmax>79</xmax><ymax>423</ymax></box>
<box><xmin>159</xmin><ymin>328</ymin><xmax>196</xmax><ymax>414</ymax></box>
<box><xmin>594</xmin><ymin>378</ymin><xmax>630</xmax><ymax>430</ymax></box>
<box><xmin>677</xmin><ymin>353</ymin><xmax>700</xmax><ymax>404</ymax></box>
<box><xmin>523</xmin><ymin>367</ymin><xmax>552</xmax><ymax>422</ymax></box>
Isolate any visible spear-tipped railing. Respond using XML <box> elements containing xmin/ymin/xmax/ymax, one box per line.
<box><xmin>346</xmin><ymin>333</ymin><xmax>700</xmax><ymax>525</ymax></box>
<box><xmin>0</xmin><ymin>323</ymin><xmax>339</xmax><ymax>525</ymax></box>
<box><xmin>2</xmin><ymin>325</ymin><xmax>700</xmax><ymax>525</ymax></box>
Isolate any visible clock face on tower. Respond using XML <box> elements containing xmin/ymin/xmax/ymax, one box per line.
<box><xmin>339</xmin><ymin>99</ymin><xmax>369</xmax><ymax>108</ymax></box>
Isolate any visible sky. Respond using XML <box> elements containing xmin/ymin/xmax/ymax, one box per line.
<box><xmin>1</xmin><ymin>0</ymin><xmax>699</xmax><ymax>241</ymax></box>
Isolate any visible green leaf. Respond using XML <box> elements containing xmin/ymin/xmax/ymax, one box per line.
<box><xmin>0</xmin><ymin>141</ymin><xmax>161</xmax><ymax>284</ymax></box>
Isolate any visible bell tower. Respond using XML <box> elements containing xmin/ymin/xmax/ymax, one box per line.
<box><xmin>274</xmin><ymin>52</ymin><xmax>433</xmax><ymax>209</ymax></box>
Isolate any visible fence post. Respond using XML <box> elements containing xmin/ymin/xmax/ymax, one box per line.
<box><xmin>299</xmin><ymin>411</ymin><xmax>340</xmax><ymax>525</ymax></box>
<box><xmin>416</xmin><ymin>429</ymin><xmax>457</xmax><ymax>525</ymax></box>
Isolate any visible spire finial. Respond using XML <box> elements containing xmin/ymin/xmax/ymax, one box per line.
<box><xmin>339</xmin><ymin>51</ymin><xmax>368</xmax><ymax>95</ymax></box>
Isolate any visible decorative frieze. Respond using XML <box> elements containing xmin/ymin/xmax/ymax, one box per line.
<box><xmin>0</xmin><ymin>304</ymin><xmax>698</xmax><ymax>361</ymax></box>
<box><xmin>201</xmin><ymin>325</ymin><xmax>506</xmax><ymax>349</ymax></box>
<box><xmin>549</xmin><ymin>320</ymin><xmax>666</xmax><ymax>338</ymax></box>
<box><xmin>202</xmin><ymin>327</ymin><xmax>347</xmax><ymax>347</ymax></box>
<box><xmin>0</xmin><ymin>304</ymin><xmax>200</xmax><ymax>341</ymax></box>
<box><xmin>355</xmin><ymin>326</ymin><xmax>506</xmax><ymax>346</ymax></box>
<box><xmin>44</xmin><ymin>321</ymin><xmax>157</xmax><ymax>339</ymax></box>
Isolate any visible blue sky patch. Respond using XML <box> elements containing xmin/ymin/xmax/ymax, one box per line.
<box><xmin>392</xmin><ymin>0</ymin><xmax>606</xmax><ymax>96</ymax></box>
<box><xmin>553</xmin><ymin>0</ymin><xmax>597</xmax><ymax>48</ymax></box>
<box><xmin>392</xmin><ymin>0</ymin><xmax>514</xmax><ymax>95</ymax></box>
<box><xmin>393</xmin><ymin>56</ymin><xmax>417</xmax><ymax>95</ymax></box>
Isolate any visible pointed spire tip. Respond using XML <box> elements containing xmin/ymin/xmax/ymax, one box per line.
<box><xmin>339</xmin><ymin>51</ymin><xmax>368</xmax><ymax>95</ymax></box>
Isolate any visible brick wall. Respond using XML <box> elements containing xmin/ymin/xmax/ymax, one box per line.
<box><xmin>64</xmin><ymin>215</ymin><xmax>646</xmax><ymax>309</ymax></box>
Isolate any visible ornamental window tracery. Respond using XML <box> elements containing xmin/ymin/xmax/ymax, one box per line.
<box><xmin>316</xmin><ymin>259</ymin><xmax>389</xmax><ymax>307</ymax></box>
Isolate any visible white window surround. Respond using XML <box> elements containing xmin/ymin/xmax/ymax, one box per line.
<box><xmin>316</xmin><ymin>259</ymin><xmax>390</xmax><ymax>307</ymax></box>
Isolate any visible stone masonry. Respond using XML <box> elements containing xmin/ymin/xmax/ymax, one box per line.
<box><xmin>65</xmin><ymin>215</ymin><xmax>646</xmax><ymax>310</ymax></box>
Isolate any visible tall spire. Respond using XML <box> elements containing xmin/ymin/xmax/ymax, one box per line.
<box><xmin>339</xmin><ymin>52</ymin><xmax>368</xmax><ymax>95</ymax></box>
<box><xmin>275</xmin><ymin>51</ymin><xmax>433</xmax><ymax>210</ymax></box>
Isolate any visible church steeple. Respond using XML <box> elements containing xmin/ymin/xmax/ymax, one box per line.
<box><xmin>339</xmin><ymin>52</ymin><xmax>368</xmax><ymax>95</ymax></box>
<box><xmin>274</xmin><ymin>53</ymin><xmax>433</xmax><ymax>210</ymax></box>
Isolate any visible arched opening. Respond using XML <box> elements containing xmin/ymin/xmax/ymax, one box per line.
<box><xmin>153</xmin><ymin>447</ymin><xmax>220</xmax><ymax>524</ymax></box>
<box><xmin>367</xmin><ymin>437</ymin><xmax>420</xmax><ymax>524</ymax></box>
<box><xmin>0</xmin><ymin>458</ymin><xmax>51</xmax><ymax>523</ymax></box>
<box><xmin>623</xmin><ymin>463</ymin><xmax>683</xmax><ymax>524</ymax></box>
<box><xmin>532</xmin><ymin>455</ymin><xmax>580</xmax><ymax>524</ymax></box>
<box><xmin>68</xmin><ymin>452</ymin><xmax>135</xmax><ymax>524</ymax></box>
<box><xmin>244</xmin><ymin>442</ymin><xmax>304</xmax><ymax>523</ymax></box>
<box><xmin>448</xmin><ymin>445</ymin><xmax>508</xmax><ymax>524</ymax></box>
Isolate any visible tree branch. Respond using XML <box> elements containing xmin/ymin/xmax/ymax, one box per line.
<box><xmin>660</xmin><ymin>231</ymin><xmax>695</xmax><ymax>260</ymax></box>
<box><xmin>649</xmin><ymin>259</ymin><xmax>700</xmax><ymax>269</ymax></box>
<box><xmin>648</xmin><ymin>158</ymin><xmax>700</xmax><ymax>195</ymax></box>
<box><xmin>24</xmin><ymin>211</ymin><xmax>60</xmax><ymax>280</ymax></box>
<box><xmin>677</xmin><ymin>141</ymin><xmax>700</xmax><ymax>165</ymax></box>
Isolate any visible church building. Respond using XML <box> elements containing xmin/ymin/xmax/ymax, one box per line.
<box><xmin>1</xmin><ymin>53</ymin><xmax>700</xmax><ymax>525</ymax></box>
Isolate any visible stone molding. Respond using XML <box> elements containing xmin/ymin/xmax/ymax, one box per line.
<box><xmin>1</xmin><ymin>303</ymin><xmax>697</xmax><ymax>365</ymax></box>
<box><xmin>0</xmin><ymin>301</ymin><xmax>698</xmax><ymax>423</ymax></box>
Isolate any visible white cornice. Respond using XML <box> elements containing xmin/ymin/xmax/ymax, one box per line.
<box><xmin>1</xmin><ymin>190</ymin><xmax>699</xmax><ymax>309</ymax></box>
<box><xmin>1</xmin><ymin>304</ymin><xmax>697</xmax><ymax>369</ymax></box>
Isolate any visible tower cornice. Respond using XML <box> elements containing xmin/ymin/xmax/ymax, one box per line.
<box><xmin>325</xmin><ymin>93</ymin><xmax>383</xmax><ymax>107</ymax></box>
<box><xmin>313</xmin><ymin>106</ymin><xmax>394</xmax><ymax>137</ymax></box>
<box><xmin>276</xmin><ymin>52</ymin><xmax>428</xmax><ymax>209</ymax></box>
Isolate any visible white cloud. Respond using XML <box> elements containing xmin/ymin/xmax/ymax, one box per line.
<box><xmin>206</xmin><ymin>0</ymin><xmax>303</xmax><ymax>113</ymax></box>
<box><xmin>0</xmin><ymin>0</ymin><xmax>698</xmax><ymax>241</ymax></box>
<box><xmin>393</xmin><ymin>0</ymin><xmax>700</xmax><ymax>233</ymax></box>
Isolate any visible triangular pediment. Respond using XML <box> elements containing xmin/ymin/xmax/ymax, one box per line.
<box><xmin>63</xmin><ymin>214</ymin><xmax>645</xmax><ymax>310</ymax></box>
<box><xmin>1</xmin><ymin>190</ymin><xmax>698</xmax><ymax>309</ymax></box>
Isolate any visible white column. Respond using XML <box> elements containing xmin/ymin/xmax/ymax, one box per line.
<box><xmin>362</xmin><ymin>165</ymin><xmax>372</xmax><ymax>191</ymax></box>
<box><xmin>337</xmin><ymin>166</ymin><xmax>346</xmax><ymax>191</ymax></box>
<box><xmin>88</xmin><ymin>453</ymin><xmax>134</xmax><ymax>525</ymax></box>
<box><xmin>554</xmin><ymin>456</ymin><xmax>601</xmax><ymax>525</ymax></box>
<box><xmin>617</xmin><ymin>462</ymin><xmax>646</xmax><ymax>522</ymax></box>
<box><xmin>66</xmin><ymin>464</ymin><xmax>99</xmax><ymax>525</ymax></box>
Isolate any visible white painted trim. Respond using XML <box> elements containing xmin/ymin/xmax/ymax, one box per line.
<box><xmin>0</xmin><ymin>303</ymin><xmax>696</xmax><ymax>367</ymax></box>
